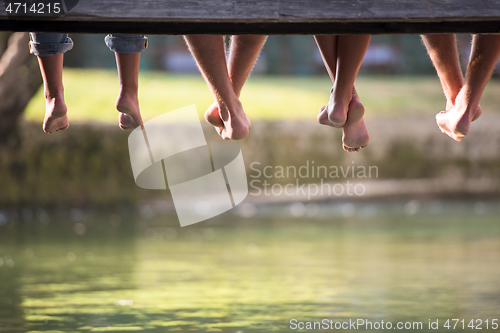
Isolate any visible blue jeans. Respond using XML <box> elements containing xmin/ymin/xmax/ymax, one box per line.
<box><xmin>29</xmin><ymin>33</ymin><xmax>148</xmax><ymax>57</ymax></box>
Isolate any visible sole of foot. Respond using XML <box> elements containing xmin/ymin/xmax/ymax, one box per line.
<box><xmin>43</xmin><ymin>98</ymin><xmax>69</xmax><ymax>133</ymax></box>
<box><xmin>342</xmin><ymin>96</ymin><xmax>369</xmax><ymax>153</ymax></box>
<box><xmin>205</xmin><ymin>102</ymin><xmax>225</xmax><ymax>136</ymax></box>
<box><xmin>436</xmin><ymin>104</ymin><xmax>482</xmax><ymax>142</ymax></box>
<box><xmin>116</xmin><ymin>95</ymin><xmax>143</xmax><ymax>130</ymax></box>
<box><xmin>118</xmin><ymin>113</ymin><xmax>138</xmax><ymax>130</ymax></box>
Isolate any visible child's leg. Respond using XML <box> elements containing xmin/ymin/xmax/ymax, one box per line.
<box><xmin>436</xmin><ymin>34</ymin><xmax>500</xmax><ymax>141</ymax></box>
<box><xmin>29</xmin><ymin>33</ymin><xmax>73</xmax><ymax>133</ymax></box>
<box><xmin>115</xmin><ymin>52</ymin><xmax>142</xmax><ymax>130</ymax></box>
<box><xmin>184</xmin><ymin>35</ymin><xmax>251</xmax><ymax>140</ymax></box>
<box><xmin>205</xmin><ymin>35</ymin><xmax>267</xmax><ymax>134</ymax></box>
<box><xmin>105</xmin><ymin>35</ymin><xmax>147</xmax><ymax>130</ymax></box>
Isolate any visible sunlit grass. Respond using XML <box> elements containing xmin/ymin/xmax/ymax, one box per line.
<box><xmin>24</xmin><ymin>69</ymin><xmax>500</xmax><ymax>126</ymax></box>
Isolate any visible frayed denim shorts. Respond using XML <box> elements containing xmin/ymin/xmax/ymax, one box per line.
<box><xmin>29</xmin><ymin>33</ymin><xmax>148</xmax><ymax>57</ymax></box>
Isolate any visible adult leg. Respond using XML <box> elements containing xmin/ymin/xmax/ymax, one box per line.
<box><xmin>315</xmin><ymin>35</ymin><xmax>370</xmax><ymax>126</ymax></box>
<box><xmin>314</xmin><ymin>35</ymin><xmax>338</xmax><ymax>127</ymax></box>
<box><xmin>105</xmin><ymin>35</ymin><xmax>148</xmax><ymax>130</ymax></box>
<box><xmin>436</xmin><ymin>34</ymin><xmax>500</xmax><ymax>141</ymax></box>
<box><xmin>205</xmin><ymin>35</ymin><xmax>267</xmax><ymax>134</ymax></box>
<box><xmin>184</xmin><ymin>35</ymin><xmax>252</xmax><ymax>140</ymax></box>
<box><xmin>421</xmin><ymin>34</ymin><xmax>465</xmax><ymax>109</ymax></box>
<box><xmin>30</xmin><ymin>33</ymin><xmax>73</xmax><ymax>133</ymax></box>
<box><xmin>314</xmin><ymin>35</ymin><xmax>371</xmax><ymax>152</ymax></box>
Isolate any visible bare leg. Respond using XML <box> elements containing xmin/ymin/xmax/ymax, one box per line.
<box><xmin>184</xmin><ymin>35</ymin><xmax>253</xmax><ymax>140</ymax></box>
<box><xmin>115</xmin><ymin>52</ymin><xmax>143</xmax><ymax>130</ymax></box>
<box><xmin>205</xmin><ymin>35</ymin><xmax>268</xmax><ymax>134</ymax></box>
<box><xmin>434</xmin><ymin>34</ymin><xmax>500</xmax><ymax>141</ymax></box>
<box><xmin>342</xmin><ymin>87</ymin><xmax>369</xmax><ymax>153</ymax></box>
<box><xmin>315</xmin><ymin>35</ymin><xmax>339</xmax><ymax>127</ymax></box>
<box><xmin>421</xmin><ymin>34</ymin><xmax>465</xmax><ymax>109</ymax></box>
<box><xmin>315</xmin><ymin>35</ymin><xmax>370</xmax><ymax>152</ymax></box>
<box><xmin>37</xmin><ymin>54</ymin><xmax>69</xmax><ymax>133</ymax></box>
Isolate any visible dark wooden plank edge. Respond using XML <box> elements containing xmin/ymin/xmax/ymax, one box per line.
<box><xmin>1</xmin><ymin>19</ymin><xmax>500</xmax><ymax>35</ymax></box>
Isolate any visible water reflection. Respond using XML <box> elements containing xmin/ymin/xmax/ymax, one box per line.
<box><xmin>0</xmin><ymin>201</ymin><xmax>499</xmax><ymax>332</ymax></box>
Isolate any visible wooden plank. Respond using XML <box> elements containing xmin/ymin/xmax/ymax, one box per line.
<box><xmin>1</xmin><ymin>0</ymin><xmax>500</xmax><ymax>34</ymax></box>
<box><xmin>2</xmin><ymin>20</ymin><xmax>500</xmax><ymax>35</ymax></box>
<box><xmin>278</xmin><ymin>0</ymin><xmax>500</xmax><ymax>21</ymax></box>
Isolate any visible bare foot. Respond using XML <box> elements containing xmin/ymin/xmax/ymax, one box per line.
<box><xmin>205</xmin><ymin>100</ymin><xmax>251</xmax><ymax>140</ymax></box>
<box><xmin>317</xmin><ymin>93</ymin><xmax>365</xmax><ymax>128</ymax></box>
<box><xmin>116</xmin><ymin>92</ymin><xmax>143</xmax><ymax>130</ymax></box>
<box><xmin>445</xmin><ymin>99</ymin><xmax>482</xmax><ymax>121</ymax></box>
<box><xmin>436</xmin><ymin>103</ymin><xmax>482</xmax><ymax>142</ymax></box>
<box><xmin>342</xmin><ymin>95</ymin><xmax>369</xmax><ymax>153</ymax></box>
<box><xmin>43</xmin><ymin>94</ymin><xmax>69</xmax><ymax>133</ymax></box>
<box><xmin>204</xmin><ymin>102</ymin><xmax>224</xmax><ymax>136</ymax></box>
<box><xmin>321</xmin><ymin>87</ymin><xmax>349</xmax><ymax>128</ymax></box>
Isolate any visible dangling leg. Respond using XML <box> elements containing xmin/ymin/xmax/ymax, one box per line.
<box><xmin>105</xmin><ymin>34</ymin><xmax>148</xmax><ymax>130</ymax></box>
<box><xmin>184</xmin><ymin>35</ymin><xmax>252</xmax><ymax>140</ymax></box>
<box><xmin>30</xmin><ymin>33</ymin><xmax>73</xmax><ymax>133</ymax></box>
<box><xmin>37</xmin><ymin>53</ymin><xmax>69</xmax><ymax>133</ymax></box>
<box><xmin>433</xmin><ymin>34</ymin><xmax>500</xmax><ymax>140</ymax></box>
<box><xmin>421</xmin><ymin>34</ymin><xmax>466</xmax><ymax>110</ymax></box>
<box><xmin>314</xmin><ymin>35</ymin><xmax>339</xmax><ymax>127</ymax></box>
<box><xmin>205</xmin><ymin>35</ymin><xmax>267</xmax><ymax>136</ymax></box>
<box><xmin>115</xmin><ymin>52</ymin><xmax>143</xmax><ymax>129</ymax></box>
<box><xmin>315</xmin><ymin>35</ymin><xmax>371</xmax><ymax>152</ymax></box>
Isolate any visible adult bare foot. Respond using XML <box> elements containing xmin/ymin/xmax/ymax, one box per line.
<box><xmin>204</xmin><ymin>102</ymin><xmax>224</xmax><ymax>136</ymax></box>
<box><xmin>116</xmin><ymin>92</ymin><xmax>143</xmax><ymax>130</ymax></box>
<box><xmin>43</xmin><ymin>94</ymin><xmax>69</xmax><ymax>133</ymax></box>
<box><xmin>342</xmin><ymin>94</ymin><xmax>369</xmax><ymax>153</ymax></box>
<box><xmin>445</xmin><ymin>99</ymin><xmax>482</xmax><ymax>121</ymax></box>
<box><xmin>436</xmin><ymin>103</ymin><xmax>482</xmax><ymax>141</ymax></box>
<box><xmin>216</xmin><ymin>100</ymin><xmax>251</xmax><ymax>140</ymax></box>
<box><xmin>318</xmin><ymin>93</ymin><xmax>364</xmax><ymax>127</ymax></box>
<box><xmin>320</xmin><ymin>86</ymin><xmax>349</xmax><ymax>128</ymax></box>
<box><xmin>318</xmin><ymin>87</ymin><xmax>365</xmax><ymax>129</ymax></box>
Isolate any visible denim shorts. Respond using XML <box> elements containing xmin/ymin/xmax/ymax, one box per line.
<box><xmin>29</xmin><ymin>33</ymin><xmax>148</xmax><ymax>57</ymax></box>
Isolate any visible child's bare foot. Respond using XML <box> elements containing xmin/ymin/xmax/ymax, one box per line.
<box><xmin>116</xmin><ymin>92</ymin><xmax>143</xmax><ymax>130</ymax></box>
<box><xmin>436</xmin><ymin>102</ymin><xmax>482</xmax><ymax>142</ymax></box>
<box><xmin>342</xmin><ymin>95</ymin><xmax>369</xmax><ymax>153</ymax></box>
<box><xmin>205</xmin><ymin>100</ymin><xmax>251</xmax><ymax>140</ymax></box>
<box><xmin>43</xmin><ymin>94</ymin><xmax>69</xmax><ymax>133</ymax></box>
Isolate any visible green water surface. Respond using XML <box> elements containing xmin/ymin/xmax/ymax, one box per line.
<box><xmin>1</xmin><ymin>202</ymin><xmax>499</xmax><ymax>332</ymax></box>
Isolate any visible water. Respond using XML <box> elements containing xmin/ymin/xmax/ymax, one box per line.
<box><xmin>1</xmin><ymin>201</ymin><xmax>500</xmax><ymax>332</ymax></box>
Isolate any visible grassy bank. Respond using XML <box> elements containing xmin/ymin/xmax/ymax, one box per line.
<box><xmin>25</xmin><ymin>69</ymin><xmax>500</xmax><ymax>125</ymax></box>
<box><xmin>2</xmin><ymin>116</ymin><xmax>500</xmax><ymax>207</ymax></box>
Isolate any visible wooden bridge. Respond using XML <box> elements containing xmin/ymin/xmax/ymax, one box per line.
<box><xmin>1</xmin><ymin>0</ymin><xmax>500</xmax><ymax>34</ymax></box>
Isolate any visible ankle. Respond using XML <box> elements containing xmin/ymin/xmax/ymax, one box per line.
<box><xmin>44</xmin><ymin>90</ymin><xmax>64</xmax><ymax>102</ymax></box>
<box><xmin>331</xmin><ymin>85</ymin><xmax>353</xmax><ymax>110</ymax></box>
<box><xmin>218</xmin><ymin>97</ymin><xmax>242</xmax><ymax>114</ymax></box>
<box><xmin>454</xmin><ymin>90</ymin><xmax>478</xmax><ymax>115</ymax></box>
<box><xmin>119</xmin><ymin>85</ymin><xmax>139</xmax><ymax>99</ymax></box>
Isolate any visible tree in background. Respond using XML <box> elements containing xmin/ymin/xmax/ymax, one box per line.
<box><xmin>0</xmin><ymin>32</ymin><xmax>42</xmax><ymax>146</ymax></box>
